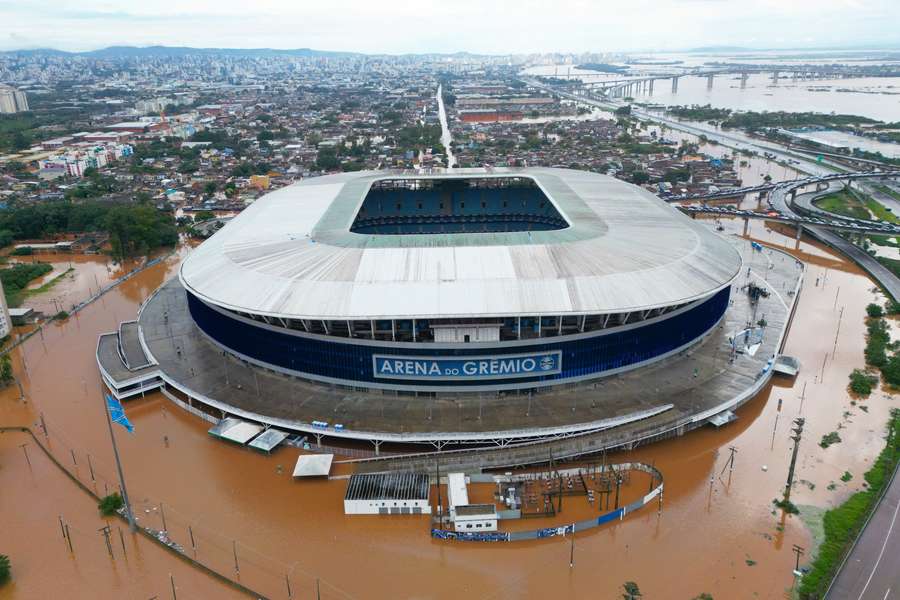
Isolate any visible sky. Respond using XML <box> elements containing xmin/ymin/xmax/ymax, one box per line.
<box><xmin>1</xmin><ymin>0</ymin><xmax>898</xmax><ymax>54</ymax></box>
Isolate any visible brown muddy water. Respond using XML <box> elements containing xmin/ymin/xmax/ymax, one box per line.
<box><xmin>0</xmin><ymin>219</ymin><xmax>894</xmax><ymax>599</ymax></box>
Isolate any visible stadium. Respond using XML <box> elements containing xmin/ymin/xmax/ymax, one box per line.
<box><xmin>178</xmin><ymin>167</ymin><xmax>741</xmax><ymax>393</ymax></box>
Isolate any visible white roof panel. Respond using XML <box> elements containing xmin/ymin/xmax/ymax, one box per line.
<box><xmin>180</xmin><ymin>168</ymin><xmax>741</xmax><ymax>320</ymax></box>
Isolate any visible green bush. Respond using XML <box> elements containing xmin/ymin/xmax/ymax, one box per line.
<box><xmin>98</xmin><ymin>492</ymin><xmax>124</xmax><ymax>517</ymax></box>
<box><xmin>881</xmin><ymin>354</ymin><xmax>900</xmax><ymax>387</ymax></box>
<box><xmin>867</xmin><ymin>303</ymin><xmax>884</xmax><ymax>318</ymax></box>
<box><xmin>773</xmin><ymin>498</ymin><xmax>800</xmax><ymax>514</ymax></box>
<box><xmin>865</xmin><ymin>318</ymin><xmax>889</xmax><ymax>368</ymax></box>
<box><xmin>849</xmin><ymin>369</ymin><xmax>878</xmax><ymax>396</ymax></box>
<box><xmin>0</xmin><ymin>554</ymin><xmax>9</xmax><ymax>585</ymax></box>
<box><xmin>840</xmin><ymin>471</ymin><xmax>853</xmax><ymax>482</ymax></box>
<box><xmin>820</xmin><ymin>431</ymin><xmax>842</xmax><ymax>449</ymax></box>
<box><xmin>798</xmin><ymin>409</ymin><xmax>899</xmax><ymax>599</ymax></box>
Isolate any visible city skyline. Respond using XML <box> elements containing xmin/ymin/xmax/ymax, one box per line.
<box><xmin>2</xmin><ymin>0</ymin><xmax>898</xmax><ymax>55</ymax></box>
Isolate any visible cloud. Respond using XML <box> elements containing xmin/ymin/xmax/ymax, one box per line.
<box><xmin>0</xmin><ymin>0</ymin><xmax>897</xmax><ymax>53</ymax></box>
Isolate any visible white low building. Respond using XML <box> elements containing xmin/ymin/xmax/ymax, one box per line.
<box><xmin>447</xmin><ymin>472</ymin><xmax>498</xmax><ymax>533</ymax></box>
<box><xmin>343</xmin><ymin>473</ymin><xmax>431</xmax><ymax>515</ymax></box>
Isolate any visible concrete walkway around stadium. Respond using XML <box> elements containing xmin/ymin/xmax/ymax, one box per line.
<box><xmin>97</xmin><ymin>235</ymin><xmax>803</xmax><ymax>469</ymax></box>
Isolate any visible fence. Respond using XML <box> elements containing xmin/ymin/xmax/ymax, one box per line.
<box><xmin>4</xmin><ymin>417</ymin><xmax>358</xmax><ymax>600</ymax></box>
<box><xmin>431</xmin><ymin>462</ymin><xmax>663</xmax><ymax>543</ymax></box>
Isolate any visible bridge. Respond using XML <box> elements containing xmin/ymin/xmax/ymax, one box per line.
<box><xmin>668</xmin><ymin>171</ymin><xmax>900</xmax><ymax>202</ymax></box>
<box><xmin>673</xmin><ymin>171</ymin><xmax>900</xmax><ymax>237</ymax></box>
<box><xmin>539</xmin><ymin>63</ymin><xmax>900</xmax><ymax>98</ymax></box>
<box><xmin>680</xmin><ymin>204</ymin><xmax>900</xmax><ymax>236</ymax></box>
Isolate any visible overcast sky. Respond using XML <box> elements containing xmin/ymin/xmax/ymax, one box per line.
<box><xmin>1</xmin><ymin>0</ymin><xmax>898</xmax><ymax>54</ymax></box>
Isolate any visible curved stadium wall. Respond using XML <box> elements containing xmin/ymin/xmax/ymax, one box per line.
<box><xmin>186</xmin><ymin>286</ymin><xmax>731</xmax><ymax>393</ymax></box>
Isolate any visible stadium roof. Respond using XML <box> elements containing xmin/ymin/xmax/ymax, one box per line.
<box><xmin>180</xmin><ymin>167</ymin><xmax>741</xmax><ymax>320</ymax></box>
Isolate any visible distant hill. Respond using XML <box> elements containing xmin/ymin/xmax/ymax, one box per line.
<box><xmin>0</xmin><ymin>45</ymin><xmax>362</xmax><ymax>58</ymax></box>
<box><xmin>0</xmin><ymin>45</ymin><xmax>494</xmax><ymax>59</ymax></box>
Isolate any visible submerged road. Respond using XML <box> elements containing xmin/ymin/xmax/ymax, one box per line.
<box><xmin>826</xmin><ymin>465</ymin><xmax>900</xmax><ymax>600</ymax></box>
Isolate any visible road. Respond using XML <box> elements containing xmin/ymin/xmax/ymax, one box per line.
<box><xmin>437</xmin><ymin>84</ymin><xmax>456</xmax><ymax>168</ymax></box>
<box><xmin>826</xmin><ymin>465</ymin><xmax>900</xmax><ymax>600</ymax></box>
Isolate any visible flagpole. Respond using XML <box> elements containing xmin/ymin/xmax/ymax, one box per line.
<box><xmin>101</xmin><ymin>385</ymin><xmax>137</xmax><ymax>532</ymax></box>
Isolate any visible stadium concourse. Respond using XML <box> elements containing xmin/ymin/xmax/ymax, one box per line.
<box><xmin>98</xmin><ymin>168</ymin><xmax>803</xmax><ymax>464</ymax></box>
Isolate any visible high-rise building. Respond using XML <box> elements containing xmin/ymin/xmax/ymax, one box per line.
<box><xmin>0</xmin><ymin>85</ymin><xmax>29</xmax><ymax>114</ymax></box>
<box><xmin>0</xmin><ymin>279</ymin><xmax>12</xmax><ymax>341</ymax></box>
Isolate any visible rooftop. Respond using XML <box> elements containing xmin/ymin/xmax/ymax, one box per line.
<box><xmin>344</xmin><ymin>473</ymin><xmax>430</xmax><ymax>501</ymax></box>
<box><xmin>180</xmin><ymin>167</ymin><xmax>742</xmax><ymax>320</ymax></box>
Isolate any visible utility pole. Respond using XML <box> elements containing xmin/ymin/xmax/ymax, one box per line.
<box><xmin>18</xmin><ymin>443</ymin><xmax>30</xmax><ymax>467</ymax></box>
<box><xmin>792</xmin><ymin>544</ymin><xmax>804</xmax><ymax>575</ymax></box>
<box><xmin>100</xmin><ymin>386</ymin><xmax>136</xmax><ymax>531</ymax></box>
<box><xmin>569</xmin><ymin>524</ymin><xmax>575</xmax><ymax>568</ymax></box>
<box><xmin>784</xmin><ymin>418</ymin><xmax>805</xmax><ymax>503</ymax></box>
<box><xmin>614</xmin><ymin>469</ymin><xmax>622</xmax><ymax>510</ymax></box>
<box><xmin>98</xmin><ymin>525</ymin><xmax>113</xmax><ymax>558</ymax></box>
<box><xmin>435</xmin><ymin>457</ymin><xmax>442</xmax><ymax>529</ymax></box>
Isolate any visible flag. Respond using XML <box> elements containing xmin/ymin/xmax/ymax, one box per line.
<box><xmin>105</xmin><ymin>394</ymin><xmax>134</xmax><ymax>433</ymax></box>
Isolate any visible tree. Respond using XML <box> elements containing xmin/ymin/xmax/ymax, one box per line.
<box><xmin>867</xmin><ymin>303</ymin><xmax>884</xmax><ymax>318</ymax></box>
<box><xmin>0</xmin><ymin>554</ymin><xmax>10</xmax><ymax>585</ymax></box>
<box><xmin>692</xmin><ymin>594</ymin><xmax>713</xmax><ymax>600</ymax></box>
<box><xmin>98</xmin><ymin>492</ymin><xmax>124</xmax><ymax>517</ymax></box>
<box><xmin>622</xmin><ymin>581</ymin><xmax>642</xmax><ymax>599</ymax></box>
<box><xmin>0</xmin><ymin>354</ymin><xmax>13</xmax><ymax>386</ymax></box>
<box><xmin>631</xmin><ymin>171</ymin><xmax>650</xmax><ymax>185</ymax></box>
<box><xmin>203</xmin><ymin>181</ymin><xmax>217</xmax><ymax>196</ymax></box>
<box><xmin>315</xmin><ymin>147</ymin><xmax>340</xmax><ymax>172</ymax></box>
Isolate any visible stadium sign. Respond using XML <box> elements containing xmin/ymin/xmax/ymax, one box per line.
<box><xmin>373</xmin><ymin>351</ymin><xmax>562</xmax><ymax>381</ymax></box>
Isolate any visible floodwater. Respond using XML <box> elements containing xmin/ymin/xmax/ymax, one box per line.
<box><xmin>5</xmin><ymin>252</ymin><xmax>156</xmax><ymax>316</ymax></box>
<box><xmin>523</xmin><ymin>63</ymin><xmax>900</xmax><ymax>122</ymax></box>
<box><xmin>0</xmin><ymin>215</ymin><xmax>895</xmax><ymax>598</ymax></box>
<box><xmin>625</xmin><ymin>73</ymin><xmax>900</xmax><ymax>124</ymax></box>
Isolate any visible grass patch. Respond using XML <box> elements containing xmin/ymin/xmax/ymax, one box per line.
<box><xmin>0</xmin><ymin>262</ymin><xmax>53</xmax><ymax>308</ymax></box>
<box><xmin>23</xmin><ymin>267</ymin><xmax>74</xmax><ymax>298</ymax></box>
<box><xmin>813</xmin><ymin>191</ymin><xmax>871</xmax><ymax>220</ymax></box>
<box><xmin>866</xmin><ymin>235</ymin><xmax>899</xmax><ymax>248</ymax></box>
<box><xmin>864</xmin><ymin>198</ymin><xmax>899</xmax><ymax>224</ymax></box>
<box><xmin>798</xmin><ymin>409</ymin><xmax>900</xmax><ymax>599</ymax></box>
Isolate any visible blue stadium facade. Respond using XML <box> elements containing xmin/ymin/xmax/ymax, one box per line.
<box><xmin>186</xmin><ymin>286</ymin><xmax>730</xmax><ymax>392</ymax></box>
